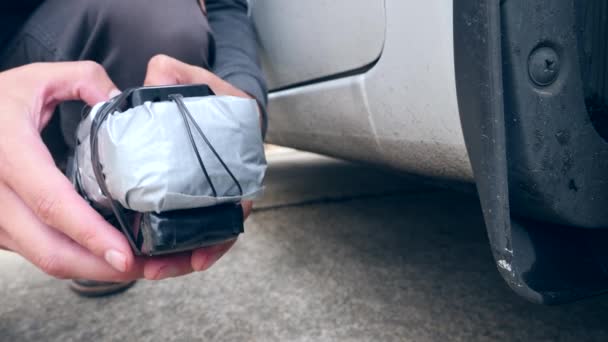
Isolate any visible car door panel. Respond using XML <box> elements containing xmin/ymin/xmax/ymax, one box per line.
<box><xmin>254</xmin><ymin>0</ymin><xmax>471</xmax><ymax>181</ymax></box>
<box><xmin>252</xmin><ymin>0</ymin><xmax>386</xmax><ymax>90</ymax></box>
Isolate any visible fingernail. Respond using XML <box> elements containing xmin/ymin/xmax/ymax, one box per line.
<box><xmin>156</xmin><ymin>265</ymin><xmax>180</xmax><ymax>280</ymax></box>
<box><xmin>108</xmin><ymin>89</ymin><xmax>121</xmax><ymax>99</ymax></box>
<box><xmin>104</xmin><ymin>250</ymin><xmax>127</xmax><ymax>273</ymax></box>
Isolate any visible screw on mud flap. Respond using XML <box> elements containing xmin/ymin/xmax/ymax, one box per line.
<box><xmin>528</xmin><ymin>46</ymin><xmax>560</xmax><ymax>86</ymax></box>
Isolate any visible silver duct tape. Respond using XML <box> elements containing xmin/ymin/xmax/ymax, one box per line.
<box><xmin>75</xmin><ymin>96</ymin><xmax>266</xmax><ymax>213</ymax></box>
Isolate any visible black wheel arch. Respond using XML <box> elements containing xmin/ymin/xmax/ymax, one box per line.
<box><xmin>454</xmin><ymin>0</ymin><xmax>608</xmax><ymax>304</ymax></box>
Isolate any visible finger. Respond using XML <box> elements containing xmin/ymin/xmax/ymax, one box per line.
<box><xmin>242</xmin><ymin>201</ymin><xmax>253</xmax><ymax>220</ymax></box>
<box><xmin>0</xmin><ymin>227</ymin><xmax>17</xmax><ymax>252</ymax></box>
<box><xmin>140</xmin><ymin>239</ymin><xmax>237</xmax><ymax>282</ymax></box>
<box><xmin>144</xmin><ymin>54</ymin><xmax>210</xmax><ymax>86</ymax></box>
<box><xmin>144</xmin><ymin>55</ymin><xmax>246</xmax><ymax>96</ymax></box>
<box><xmin>0</xmin><ymin>133</ymin><xmax>135</xmax><ymax>273</ymax></box>
<box><xmin>0</xmin><ymin>183</ymin><xmax>143</xmax><ymax>281</ymax></box>
<box><xmin>0</xmin><ymin>61</ymin><xmax>131</xmax><ymax>271</ymax></box>
<box><xmin>142</xmin><ymin>252</ymin><xmax>194</xmax><ymax>281</ymax></box>
<box><xmin>143</xmin><ymin>55</ymin><xmax>263</xmax><ymax>132</ymax></box>
<box><xmin>0</xmin><ymin>62</ymin><xmax>119</xmax><ymax>131</ymax></box>
<box><xmin>28</xmin><ymin>61</ymin><xmax>119</xmax><ymax>106</ymax></box>
<box><xmin>191</xmin><ymin>239</ymin><xmax>237</xmax><ymax>272</ymax></box>
<box><xmin>143</xmin><ymin>54</ymin><xmax>181</xmax><ymax>86</ymax></box>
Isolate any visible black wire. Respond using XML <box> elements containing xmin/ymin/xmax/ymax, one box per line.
<box><xmin>169</xmin><ymin>94</ymin><xmax>244</xmax><ymax>197</ymax></box>
<box><xmin>169</xmin><ymin>94</ymin><xmax>218</xmax><ymax>198</ymax></box>
<box><xmin>90</xmin><ymin>94</ymin><xmax>141</xmax><ymax>254</ymax></box>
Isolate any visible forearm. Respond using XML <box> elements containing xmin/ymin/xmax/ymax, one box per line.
<box><xmin>206</xmin><ymin>0</ymin><xmax>268</xmax><ymax>135</ymax></box>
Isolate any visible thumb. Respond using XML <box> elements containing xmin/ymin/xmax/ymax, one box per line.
<box><xmin>32</xmin><ymin>61</ymin><xmax>120</xmax><ymax>106</ymax></box>
<box><xmin>144</xmin><ymin>54</ymin><xmax>219</xmax><ymax>86</ymax></box>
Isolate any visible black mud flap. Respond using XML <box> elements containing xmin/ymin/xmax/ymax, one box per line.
<box><xmin>454</xmin><ymin>0</ymin><xmax>608</xmax><ymax>304</ymax></box>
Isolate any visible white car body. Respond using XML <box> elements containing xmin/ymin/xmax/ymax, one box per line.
<box><xmin>251</xmin><ymin>0</ymin><xmax>472</xmax><ymax>181</ymax></box>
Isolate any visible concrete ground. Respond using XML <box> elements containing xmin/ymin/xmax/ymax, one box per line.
<box><xmin>1</xmin><ymin>148</ymin><xmax>608</xmax><ymax>342</ymax></box>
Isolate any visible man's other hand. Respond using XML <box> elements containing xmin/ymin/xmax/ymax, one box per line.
<box><xmin>143</xmin><ymin>54</ymin><xmax>263</xmax><ymax>273</ymax></box>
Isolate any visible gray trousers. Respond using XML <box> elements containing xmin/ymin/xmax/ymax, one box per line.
<box><xmin>0</xmin><ymin>0</ymin><xmax>212</xmax><ymax>164</ymax></box>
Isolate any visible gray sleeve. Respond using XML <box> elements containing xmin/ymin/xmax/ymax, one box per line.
<box><xmin>207</xmin><ymin>0</ymin><xmax>268</xmax><ymax>135</ymax></box>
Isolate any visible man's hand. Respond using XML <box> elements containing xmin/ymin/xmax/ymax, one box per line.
<box><xmin>0</xmin><ymin>62</ymin><xmax>234</xmax><ymax>282</ymax></box>
<box><xmin>144</xmin><ymin>54</ymin><xmax>262</xmax><ymax>217</ymax></box>
<box><xmin>0</xmin><ymin>62</ymin><xmax>136</xmax><ymax>280</ymax></box>
<box><xmin>143</xmin><ymin>54</ymin><xmax>262</xmax><ymax>271</ymax></box>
